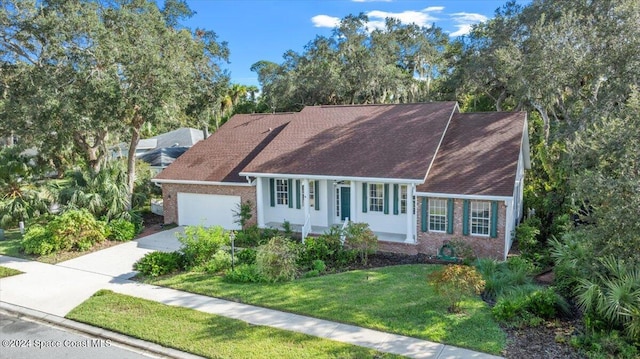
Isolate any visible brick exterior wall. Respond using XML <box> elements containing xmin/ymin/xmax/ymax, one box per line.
<box><xmin>161</xmin><ymin>183</ymin><xmax>257</xmax><ymax>226</ymax></box>
<box><xmin>379</xmin><ymin>197</ymin><xmax>507</xmax><ymax>260</ymax></box>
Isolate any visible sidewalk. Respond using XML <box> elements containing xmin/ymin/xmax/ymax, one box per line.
<box><xmin>0</xmin><ymin>229</ymin><xmax>503</xmax><ymax>359</ymax></box>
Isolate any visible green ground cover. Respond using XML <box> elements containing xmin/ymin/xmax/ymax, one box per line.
<box><xmin>145</xmin><ymin>264</ymin><xmax>506</xmax><ymax>354</ymax></box>
<box><xmin>67</xmin><ymin>290</ymin><xmax>402</xmax><ymax>359</ymax></box>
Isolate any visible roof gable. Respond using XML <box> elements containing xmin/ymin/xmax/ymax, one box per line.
<box><xmin>155</xmin><ymin>114</ymin><xmax>293</xmax><ymax>183</ymax></box>
<box><xmin>418</xmin><ymin>111</ymin><xmax>527</xmax><ymax>197</ymax></box>
<box><xmin>241</xmin><ymin>102</ymin><xmax>457</xmax><ymax>180</ymax></box>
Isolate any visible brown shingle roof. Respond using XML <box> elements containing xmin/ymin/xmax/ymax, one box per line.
<box><xmin>417</xmin><ymin>112</ymin><xmax>526</xmax><ymax>197</ymax></box>
<box><xmin>241</xmin><ymin>102</ymin><xmax>457</xmax><ymax>180</ymax></box>
<box><xmin>155</xmin><ymin>113</ymin><xmax>293</xmax><ymax>183</ymax></box>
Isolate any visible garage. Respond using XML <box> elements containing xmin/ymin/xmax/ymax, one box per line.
<box><xmin>177</xmin><ymin>192</ymin><xmax>241</xmax><ymax>229</ymax></box>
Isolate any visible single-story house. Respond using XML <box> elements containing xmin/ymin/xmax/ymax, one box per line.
<box><xmin>153</xmin><ymin>102</ymin><xmax>530</xmax><ymax>260</ymax></box>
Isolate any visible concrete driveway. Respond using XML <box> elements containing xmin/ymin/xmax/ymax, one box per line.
<box><xmin>0</xmin><ymin>227</ymin><xmax>183</xmax><ymax>316</ymax></box>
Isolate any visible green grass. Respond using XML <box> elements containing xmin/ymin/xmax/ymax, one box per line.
<box><xmin>145</xmin><ymin>264</ymin><xmax>506</xmax><ymax>354</ymax></box>
<box><xmin>0</xmin><ymin>228</ymin><xmax>25</xmax><ymax>258</ymax></box>
<box><xmin>67</xmin><ymin>290</ymin><xmax>402</xmax><ymax>359</ymax></box>
<box><xmin>0</xmin><ymin>265</ymin><xmax>22</xmax><ymax>278</ymax></box>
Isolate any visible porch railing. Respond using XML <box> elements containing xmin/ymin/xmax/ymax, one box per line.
<box><xmin>301</xmin><ymin>214</ymin><xmax>311</xmax><ymax>243</ymax></box>
<box><xmin>340</xmin><ymin>217</ymin><xmax>350</xmax><ymax>245</ymax></box>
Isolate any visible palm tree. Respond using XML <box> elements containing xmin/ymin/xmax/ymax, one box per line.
<box><xmin>0</xmin><ymin>148</ymin><xmax>51</xmax><ymax>227</ymax></box>
<box><xmin>59</xmin><ymin>160</ymin><xmax>130</xmax><ymax>220</ymax></box>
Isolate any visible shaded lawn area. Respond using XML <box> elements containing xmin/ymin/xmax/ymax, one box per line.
<box><xmin>0</xmin><ymin>265</ymin><xmax>22</xmax><ymax>278</ymax></box>
<box><xmin>145</xmin><ymin>264</ymin><xmax>506</xmax><ymax>354</ymax></box>
<box><xmin>67</xmin><ymin>290</ymin><xmax>402</xmax><ymax>359</ymax></box>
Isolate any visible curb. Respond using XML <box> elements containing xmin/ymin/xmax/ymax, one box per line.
<box><xmin>0</xmin><ymin>301</ymin><xmax>205</xmax><ymax>359</ymax></box>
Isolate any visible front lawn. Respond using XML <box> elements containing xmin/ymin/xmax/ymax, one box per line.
<box><xmin>145</xmin><ymin>264</ymin><xmax>506</xmax><ymax>354</ymax></box>
<box><xmin>0</xmin><ymin>265</ymin><xmax>22</xmax><ymax>278</ymax></box>
<box><xmin>67</xmin><ymin>290</ymin><xmax>402</xmax><ymax>359</ymax></box>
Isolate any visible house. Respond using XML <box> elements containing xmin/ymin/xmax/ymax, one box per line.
<box><xmin>138</xmin><ymin>146</ymin><xmax>190</xmax><ymax>174</ymax></box>
<box><xmin>153</xmin><ymin>102</ymin><xmax>530</xmax><ymax>260</ymax></box>
<box><xmin>112</xmin><ymin>127</ymin><xmax>204</xmax><ymax>159</ymax></box>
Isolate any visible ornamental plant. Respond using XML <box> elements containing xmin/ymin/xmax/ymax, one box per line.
<box><xmin>428</xmin><ymin>264</ymin><xmax>485</xmax><ymax>313</ymax></box>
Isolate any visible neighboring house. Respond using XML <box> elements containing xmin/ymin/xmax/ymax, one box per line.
<box><xmin>112</xmin><ymin>127</ymin><xmax>204</xmax><ymax>159</ymax></box>
<box><xmin>153</xmin><ymin>102</ymin><xmax>530</xmax><ymax>260</ymax></box>
<box><xmin>138</xmin><ymin>146</ymin><xmax>190</xmax><ymax>174</ymax></box>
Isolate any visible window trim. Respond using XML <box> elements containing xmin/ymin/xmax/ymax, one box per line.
<box><xmin>428</xmin><ymin>198</ymin><xmax>447</xmax><ymax>232</ymax></box>
<box><xmin>470</xmin><ymin>200</ymin><xmax>491</xmax><ymax>236</ymax></box>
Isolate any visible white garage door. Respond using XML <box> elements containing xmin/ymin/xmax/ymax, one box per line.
<box><xmin>177</xmin><ymin>193</ymin><xmax>241</xmax><ymax>229</ymax></box>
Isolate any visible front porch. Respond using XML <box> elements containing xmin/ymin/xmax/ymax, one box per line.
<box><xmin>264</xmin><ymin>221</ymin><xmax>410</xmax><ymax>243</ymax></box>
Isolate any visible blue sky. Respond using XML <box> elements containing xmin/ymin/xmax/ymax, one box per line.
<box><xmin>183</xmin><ymin>0</ymin><xmax>519</xmax><ymax>87</ymax></box>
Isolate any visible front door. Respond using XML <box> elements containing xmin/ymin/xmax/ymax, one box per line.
<box><xmin>340</xmin><ymin>186</ymin><xmax>351</xmax><ymax>221</ymax></box>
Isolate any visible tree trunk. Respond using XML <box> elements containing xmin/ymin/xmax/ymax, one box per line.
<box><xmin>126</xmin><ymin>116</ymin><xmax>144</xmax><ymax>210</ymax></box>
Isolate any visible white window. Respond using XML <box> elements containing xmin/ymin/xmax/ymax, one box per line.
<box><xmin>276</xmin><ymin>179</ymin><xmax>288</xmax><ymax>206</ymax></box>
<box><xmin>369</xmin><ymin>183</ymin><xmax>384</xmax><ymax>212</ymax></box>
<box><xmin>471</xmin><ymin>201</ymin><xmax>491</xmax><ymax>236</ymax></box>
<box><xmin>400</xmin><ymin>186</ymin><xmax>407</xmax><ymax>214</ymax></box>
<box><xmin>309</xmin><ymin>181</ymin><xmax>315</xmax><ymax>208</ymax></box>
<box><xmin>429</xmin><ymin>199</ymin><xmax>447</xmax><ymax>232</ymax></box>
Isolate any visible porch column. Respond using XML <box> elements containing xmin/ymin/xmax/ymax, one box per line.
<box><xmin>256</xmin><ymin>177</ymin><xmax>265</xmax><ymax>227</ymax></box>
<box><xmin>405</xmin><ymin>184</ymin><xmax>415</xmax><ymax>243</ymax></box>
<box><xmin>350</xmin><ymin>181</ymin><xmax>357</xmax><ymax>222</ymax></box>
<box><xmin>303</xmin><ymin>179</ymin><xmax>310</xmax><ymax>221</ymax></box>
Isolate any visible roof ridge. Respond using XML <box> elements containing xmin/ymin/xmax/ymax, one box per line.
<box><xmin>314</xmin><ymin>101</ymin><xmax>455</xmax><ymax>109</ymax></box>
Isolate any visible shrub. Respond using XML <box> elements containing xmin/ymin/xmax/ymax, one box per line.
<box><xmin>476</xmin><ymin>257</ymin><xmax>535</xmax><ymax>301</ymax></box>
<box><xmin>311</xmin><ymin>259</ymin><xmax>326</xmax><ymax>273</ymax></box>
<box><xmin>223</xmin><ymin>264</ymin><xmax>263</xmax><ymax>283</ymax></box>
<box><xmin>134</xmin><ymin>251</ymin><xmax>184</xmax><ymax>277</ymax></box>
<box><xmin>571</xmin><ymin>329</ymin><xmax>639</xmax><ymax>359</ymax></box>
<box><xmin>493</xmin><ymin>286</ymin><xmax>569</xmax><ymax>325</ymax></box>
<box><xmin>234</xmin><ymin>225</ymin><xmax>262</xmax><ymax>247</ymax></box>
<box><xmin>21</xmin><ymin>225</ymin><xmax>55</xmax><ymax>255</ymax></box>
<box><xmin>232</xmin><ymin>200</ymin><xmax>253</xmax><ymax>229</ymax></box>
<box><xmin>256</xmin><ymin>236</ymin><xmax>299</xmax><ymax>282</ymax></box>
<box><xmin>178</xmin><ymin>225</ymin><xmax>229</xmax><ymax>269</ymax></box>
<box><xmin>343</xmin><ymin>222</ymin><xmax>377</xmax><ymax>265</ymax></box>
<box><xmin>428</xmin><ymin>264</ymin><xmax>485</xmax><ymax>313</ymax></box>
<box><xmin>107</xmin><ymin>219</ymin><xmax>136</xmax><ymax>241</ymax></box>
<box><xmin>298</xmin><ymin>234</ymin><xmax>342</xmax><ymax>268</ymax></box>
<box><xmin>575</xmin><ymin>256</ymin><xmax>640</xmax><ymax>342</ymax></box>
<box><xmin>302</xmin><ymin>269</ymin><xmax>320</xmax><ymax>278</ymax></box>
<box><xmin>447</xmin><ymin>238</ymin><xmax>477</xmax><ymax>264</ymax></box>
<box><xmin>194</xmin><ymin>250</ymin><xmax>232</xmax><ymax>274</ymax></box>
<box><xmin>23</xmin><ymin>209</ymin><xmax>107</xmax><ymax>255</ymax></box>
<box><xmin>235</xmin><ymin>248</ymin><xmax>257</xmax><ymax>265</ymax></box>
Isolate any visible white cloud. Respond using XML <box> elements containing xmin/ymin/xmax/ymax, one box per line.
<box><xmin>449</xmin><ymin>12</ymin><xmax>488</xmax><ymax>36</ymax></box>
<box><xmin>311</xmin><ymin>15</ymin><xmax>341</xmax><ymax>28</ymax></box>
<box><xmin>366</xmin><ymin>10</ymin><xmax>438</xmax><ymax>28</ymax></box>
<box><xmin>422</xmin><ymin>6</ymin><xmax>444</xmax><ymax>13</ymax></box>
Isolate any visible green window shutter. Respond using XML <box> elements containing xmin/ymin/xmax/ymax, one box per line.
<box><xmin>296</xmin><ymin>180</ymin><xmax>301</xmax><ymax>209</ymax></box>
<box><xmin>362</xmin><ymin>183</ymin><xmax>368</xmax><ymax>213</ymax></box>
<box><xmin>421</xmin><ymin>197</ymin><xmax>428</xmax><ymax>232</ymax></box>
<box><xmin>490</xmin><ymin>201</ymin><xmax>498</xmax><ymax>238</ymax></box>
<box><xmin>462</xmin><ymin>199</ymin><xmax>470</xmax><ymax>236</ymax></box>
<box><xmin>287</xmin><ymin>179</ymin><xmax>293</xmax><ymax>208</ymax></box>
<box><xmin>447</xmin><ymin>198</ymin><xmax>454</xmax><ymax>234</ymax></box>
<box><xmin>314</xmin><ymin>180</ymin><xmax>320</xmax><ymax>210</ymax></box>
<box><xmin>383</xmin><ymin>184</ymin><xmax>389</xmax><ymax>214</ymax></box>
<box><xmin>269</xmin><ymin>178</ymin><xmax>275</xmax><ymax>207</ymax></box>
<box><xmin>393</xmin><ymin>184</ymin><xmax>399</xmax><ymax>215</ymax></box>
